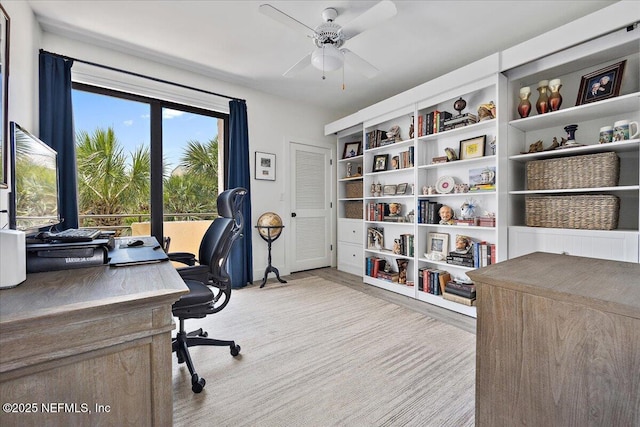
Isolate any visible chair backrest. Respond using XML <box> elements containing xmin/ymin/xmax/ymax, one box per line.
<box><xmin>197</xmin><ymin>188</ymin><xmax>247</xmax><ymax>283</ymax></box>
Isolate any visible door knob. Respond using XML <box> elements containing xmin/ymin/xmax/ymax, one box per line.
<box><xmin>291</xmin><ymin>212</ymin><xmax>297</xmax><ymax>217</ymax></box>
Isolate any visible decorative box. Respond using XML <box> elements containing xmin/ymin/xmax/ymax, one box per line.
<box><xmin>525</xmin><ymin>195</ymin><xmax>619</xmax><ymax>230</ymax></box>
<box><xmin>526</xmin><ymin>151</ymin><xmax>619</xmax><ymax>190</ymax></box>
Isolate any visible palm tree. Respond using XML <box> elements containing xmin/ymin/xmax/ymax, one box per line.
<box><xmin>76</xmin><ymin>127</ymin><xmax>150</xmax><ymax>227</ymax></box>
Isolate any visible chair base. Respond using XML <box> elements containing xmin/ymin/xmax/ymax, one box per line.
<box><xmin>172</xmin><ymin>319</ymin><xmax>241</xmax><ymax>393</ymax></box>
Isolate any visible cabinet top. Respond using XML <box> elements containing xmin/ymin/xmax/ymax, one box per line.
<box><xmin>467</xmin><ymin>252</ymin><xmax>640</xmax><ymax>319</ymax></box>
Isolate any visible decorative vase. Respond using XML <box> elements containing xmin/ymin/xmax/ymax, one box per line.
<box><xmin>517</xmin><ymin>86</ymin><xmax>532</xmax><ymax>118</ymax></box>
<box><xmin>536</xmin><ymin>80</ymin><xmax>550</xmax><ymax>114</ymax></box>
<box><xmin>548</xmin><ymin>78</ymin><xmax>563</xmax><ymax>111</ymax></box>
<box><xmin>563</xmin><ymin>124</ymin><xmax>578</xmax><ymax>146</ymax></box>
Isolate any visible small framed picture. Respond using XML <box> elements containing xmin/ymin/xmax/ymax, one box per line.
<box><xmin>255</xmin><ymin>151</ymin><xmax>276</xmax><ymax>181</ymax></box>
<box><xmin>427</xmin><ymin>232</ymin><xmax>449</xmax><ymax>258</ymax></box>
<box><xmin>383</xmin><ymin>184</ymin><xmax>397</xmax><ymax>196</ymax></box>
<box><xmin>396</xmin><ymin>183</ymin><xmax>408</xmax><ymax>194</ymax></box>
<box><xmin>372</xmin><ymin>154</ymin><xmax>388</xmax><ymax>172</ymax></box>
<box><xmin>459</xmin><ymin>135</ymin><xmax>486</xmax><ymax>160</ymax></box>
<box><xmin>576</xmin><ymin>60</ymin><xmax>626</xmax><ymax>106</ymax></box>
<box><xmin>391</xmin><ymin>155</ymin><xmax>400</xmax><ymax>169</ymax></box>
<box><xmin>342</xmin><ymin>141</ymin><xmax>361</xmax><ymax>159</ymax></box>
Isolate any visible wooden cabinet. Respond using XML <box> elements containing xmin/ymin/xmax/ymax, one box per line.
<box><xmin>0</xmin><ymin>262</ymin><xmax>187</xmax><ymax>426</ymax></box>
<box><xmin>468</xmin><ymin>252</ymin><xmax>640</xmax><ymax>426</ymax></box>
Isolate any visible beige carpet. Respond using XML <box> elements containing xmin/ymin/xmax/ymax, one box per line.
<box><xmin>172</xmin><ymin>277</ymin><xmax>475</xmax><ymax>426</ymax></box>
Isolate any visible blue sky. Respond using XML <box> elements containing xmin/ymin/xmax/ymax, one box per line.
<box><xmin>71</xmin><ymin>90</ymin><xmax>218</xmax><ymax>171</ymax></box>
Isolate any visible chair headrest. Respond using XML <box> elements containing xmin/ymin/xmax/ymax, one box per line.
<box><xmin>217</xmin><ymin>187</ymin><xmax>247</xmax><ymax>220</ymax></box>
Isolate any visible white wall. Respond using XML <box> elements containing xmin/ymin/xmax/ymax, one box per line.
<box><xmin>1</xmin><ymin>2</ymin><xmax>341</xmax><ymax>278</ymax></box>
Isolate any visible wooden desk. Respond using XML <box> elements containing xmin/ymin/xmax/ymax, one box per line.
<box><xmin>0</xmin><ymin>260</ymin><xmax>188</xmax><ymax>426</ymax></box>
<box><xmin>468</xmin><ymin>252</ymin><xmax>640</xmax><ymax>427</ymax></box>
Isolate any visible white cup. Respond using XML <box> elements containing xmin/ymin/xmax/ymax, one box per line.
<box><xmin>613</xmin><ymin>120</ymin><xmax>639</xmax><ymax>141</ymax></box>
<box><xmin>599</xmin><ymin>126</ymin><xmax>613</xmax><ymax>144</ymax></box>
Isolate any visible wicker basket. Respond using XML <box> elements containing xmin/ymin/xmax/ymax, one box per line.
<box><xmin>525</xmin><ymin>195</ymin><xmax>619</xmax><ymax>230</ymax></box>
<box><xmin>345</xmin><ymin>180</ymin><xmax>363</xmax><ymax>198</ymax></box>
<box><xmin>526</xmin><ymin>152</ymin><xmax>619</xmax><ymax>190</ymax></box>
<box><xmin>344</xmin><ymin>201</ymin><xmax>363</xmax><ymax>219</ymax></box>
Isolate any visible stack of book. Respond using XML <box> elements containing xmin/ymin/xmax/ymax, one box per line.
<box><xmin>366</xmin><ymin>129</ymin><xmax>388</xmax><ymax>149</ymax></box>
<box><xmin>446</xmin><ymin>250</ymin><xmax>474</xmax><ymax>267</ymax></box>
<box><xmin>469</xmin><ymin>183</ymin><xmax>495</xmax><ymax>192</ymax></box>
<box><xmin>442</xmin><ymin>280</ymin><xmax>476</xmax><ymax>306</ymax></box>
<box><xmin>418</xmin><ymin>268</ymin><xmax>450</xmax><ymax>295</ymax></box>
<box><xmin>417</xmin><ymin>110</ymin><xmax>453</xmax><ymax>136</ymax></box>
<box><xmin>442</xmin><ymin>113</ymin><xmax>478</xmax><ymax>131</ymax></box>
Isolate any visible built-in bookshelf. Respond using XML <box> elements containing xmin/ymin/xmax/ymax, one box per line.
<box><xmin>331</xmin><ymin>9</ymin><xmax>640</xmax><ymax>319</ymax></box>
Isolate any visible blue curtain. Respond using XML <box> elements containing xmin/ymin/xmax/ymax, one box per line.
<box><xmin>228</xmin><ymin>99</ymin><xmax>253</xmax><ymax>288</ymax></box>
<box><xmin>39</xmin><ymin>52</ymin><xmax>78</xmax><ymax>229</ymax></box>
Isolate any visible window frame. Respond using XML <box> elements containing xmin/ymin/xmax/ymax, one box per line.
<box><xmin>72</xmin><ymin>82</ymin><xmax>229</xmax><ymax>243</ymax></box>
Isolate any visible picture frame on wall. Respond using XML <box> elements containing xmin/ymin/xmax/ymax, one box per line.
<box><xmin>459</xmin><ymin>135</ymin><xmax>486</xmax><ymax>160</ymax></box>
<box><xmin>255</xmin><ymin>151</ymin><xmax>276</xmax><ymax>181</ymax></box>
<box><xmin>342</xmin><ymin>141</ymin><xmax>361</xmax><ymax>159</ymax></box>
<box><xmin>576</xmin><ymin>60</ymin><xmax>626</xmax><ymax>106</ymax></box>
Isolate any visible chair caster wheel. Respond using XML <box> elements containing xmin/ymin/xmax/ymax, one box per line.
<box><xmin>200</xmin><ymin>331</ymin><xmax>208</xmax><ymax>337</ymax></box>
<box><xmin>191</xmin><ymin>374</ymin><xmax>206</xmax><ymax>393</ymax></box>
<box><xmin>231</xmin><ymin>344</ymin><xmax>241</xmax><ymax>357</ymax></box>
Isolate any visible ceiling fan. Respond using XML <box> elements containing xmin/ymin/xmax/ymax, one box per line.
<box><xmin>259</xmin><ymin>1</ymin><xmax>397</xmax><ymax>79</ymax></box>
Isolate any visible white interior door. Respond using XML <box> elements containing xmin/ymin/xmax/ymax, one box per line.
<box><xmin>289</xmin><ymin>142</ymin><xmax>332</xmax><ymax>272</ymax></box>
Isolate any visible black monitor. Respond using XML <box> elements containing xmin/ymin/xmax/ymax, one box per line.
<box><xmin>8</xmin><ymin>122</ymin><xmax>61</xmax><ymax>233</ymax></box>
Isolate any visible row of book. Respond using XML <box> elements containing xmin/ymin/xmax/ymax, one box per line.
<box><xmin>415</xmin><ymin>110</ymin><xmax>453</xmax><ymax>136</ymax></box>
<box><xmin>393</xmin><ymin>146</ymin><xmax>414</xmax><ymax>169</ymax></box>
<box><xmin>417</xmin><ymin>200</ymin><xmax>442</xmax><ymax>224</ymax></box>
<box><xmin>393</xmin><ymin>234</ymin><xmax>414</xmax><ymax>257</ymax></box>
<box><xmin>366</xmin><ymin>203</ymin><xmax>407</xmax><ymax>222</ymax></box>
<box><xmin>366</xmin><ymin>129</ymin><xmax>388</xmax><ymax>149</ymax></box>
<box><xmin>365</xmin><ymin>257</ymin><xmax>399</xmax><ymax>282</ymax></box>
<box><xmin>442</xmin><ymin>280</ymin><xmax>476</xmax><ymax>306</ymax></box>
<box><xmin>418</xmin><ymin>268</ymin><xmax>450</xmax><ymax>295</ymax></box>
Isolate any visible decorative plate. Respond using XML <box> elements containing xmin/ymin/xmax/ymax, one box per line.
<box><xmin>436</xmin><ymin>176</ymin><xmax>455</xmax><ymax>194</ymax></box>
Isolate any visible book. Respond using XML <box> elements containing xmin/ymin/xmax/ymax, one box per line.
<box><xmin>442</xmin><ymin>291</ymin><xmax>476</xmax><ymax>306</ymax></box>
<box><xmin>438</xmin><ymin>272</ymin><xmax>451</xmax><ymax>295</ymax></box>
<box><xmin>445</xmin><ymin>282</ymin><xmax>476</xmax><ymax>298</ymax></box>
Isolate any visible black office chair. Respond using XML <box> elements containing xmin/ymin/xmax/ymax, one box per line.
<box><xmin>171</xmin><ymin>187</ymin><xmax>247</xmax><ymax>393</ymax></box>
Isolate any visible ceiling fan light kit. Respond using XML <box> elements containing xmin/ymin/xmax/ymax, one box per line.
<box><xmin>259</xmin><ymin>1</ymin><xmax>397</xmax><ymax>81</ymax></box>
<box><xmin>311</xmin><ymin>45</ymin><xmax>343</xmax><ymax>72</ymax></box>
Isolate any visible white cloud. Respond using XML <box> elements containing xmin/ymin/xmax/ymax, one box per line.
<box><xmin>163</xmin><ymin>109</ymin><xmax>185</xmax><ymax>119</ymax></box>
<box><xmin>124</xmin><ymin>120</ymin><xmax>134</xmax><ymax>126</ymax></box>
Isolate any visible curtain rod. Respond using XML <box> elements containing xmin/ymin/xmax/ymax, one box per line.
<box><xmin>40</xmin><ymin>49</ymin><xmax>245</xmax><ymax>102</ymax></box>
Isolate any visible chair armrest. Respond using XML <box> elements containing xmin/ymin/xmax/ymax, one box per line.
<box><xmin>177</xmin><ymin>264</ymin><xmax>209</xmax><ymax>283</ymax></box>
<box><xmin>168</xmin><ymin>251</ymin><xmax>197</xmax><ymax>266</ymax></box>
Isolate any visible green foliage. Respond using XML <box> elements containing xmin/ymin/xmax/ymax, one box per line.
<box><xmin>76</xmin><ymin>128</ymin><xmax>219</xmax><ymax>226</ymax></box>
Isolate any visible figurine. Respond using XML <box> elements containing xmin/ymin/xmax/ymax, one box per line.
<box><xmin>387</xmin><ymin>125</ymin><xmax>401</xmax><ymax>142</ymax></box>
<box><xmin>460</xmin><ymin>200</ymin><xmax>477</xmax><ymax>219</ymax></box>
<box><xmin>439</xmin><ymin>205</ymin><xmax>455</xmax><ymax>225</ymax></box>
<box><xmin>454</xmin><ymin>235</ymin><xmax>472</xmax><ymax>254</ymax></box>
<box><xmin>477</xmin><ymin>101</ymin><xmax>496</xmax><ymax>121</ymax></box>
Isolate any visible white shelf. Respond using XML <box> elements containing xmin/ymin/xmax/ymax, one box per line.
<box><xmin>417</xmin><ymin>191</ymin><xmax>496</xmax><ymax>198</ymax></box>
<box><xmin>417</xmin><ymin>258</ymin><xmax>475</xmax><ymax>271</ymax></box>
<box><xmin>417</xmin><ymin>118</ymin><xmax>496</xmax><ymax>142</ymax></box>
<box><xmin>365</xmin><ymin>138</ymin><xmax>413</xmax><ymax>153</ymax></box>
<box><xmin>510</xmin><ymin>185</ymin><xmax>639</xmax><ymax>195</ymax></box>
<box><xmin>417</xmin><ymin>223</ymin><xmax>497</xmax><ymax>231</ymax></box>
<box><xmin>363</xmin><ymin>276</ymin><xmax>415</xmax><ymax>297</ymax></box>
<box><xmin>338</xmin><ymin>154</ymin><xmax>363</xmax><ymax>163</ymax></box>
<box><xmin>509</xmin><ymin>139</ymin><xmax>639</xmax><ymax>161</ymax></box>
<box><xmin>508</xmin><ymin>93</ymin><xmax>640</xmax><ymax>132</ymax></box>
<box><xmin>419</xmin><ymin>155</ymin><xmax>496</xmax><ymax>169</ymax></box>
<box><xmin>416</xmin><ymin>291</ymin><xmax>476</xmax><ymax>318</ymax></box>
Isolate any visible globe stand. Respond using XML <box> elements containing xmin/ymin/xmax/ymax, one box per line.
<box><xmin>255</xmin><ymin>225</ymin><xmax>287</xmax><ymax>288</ymax></box>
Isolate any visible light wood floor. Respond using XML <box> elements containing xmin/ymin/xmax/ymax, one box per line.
<box><xmin>253</xmin><ymin>267</ymin><xmax>477</xmax><ymax>335</ymax></box>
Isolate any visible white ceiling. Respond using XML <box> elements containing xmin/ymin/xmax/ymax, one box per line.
<box><xmin>26</xmin><ymin>0</ymin><xmax>616</xmax><ymax>116</ymax></box>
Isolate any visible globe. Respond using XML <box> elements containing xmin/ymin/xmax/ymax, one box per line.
<box><xmin>256</xmin><ymin>212</ymin><xmax>283</xmax><ymax>240</ymax></box>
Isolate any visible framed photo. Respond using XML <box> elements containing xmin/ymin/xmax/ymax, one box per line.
<box><xmin>255</xmin><ymin>151</ymin><xmax>276</xmax><ymax>181</ymax></box>
<box><xmin>396</xmin><ymin>183</ymin><xmax>408</xmax><ymax>194</ymax></box>
<box><xmin>391</xmin><ymin>155</ymin><xmax>400</xmax><ymax>169</ymax></box>
<box><xmin>372</xmin><ymin>154</ymin><xmax>388</xmax><ymax>172</ymax></box>
<box><xmin>367</xmin><ymin>227</ymin><xmax>384</xmax><ymax>250</ymax></box>
<box><xmin>383</xmin><ymin>184</ymin><xmax>397</xmax><ymax>196</ymax></box>
<box><xmin>427</xmin><ymin>232</ymin><xmax>449</xmax><ymax>258</ymax></box>
<box><xmin>576</xmin><ymin>60</ymin><xmax>626</xmax><ymax>106</ymax></box>
<box><xmin>0</xmin><ymin>5</ymin><xmax>9</xmax><ymax>188</ymax></box>
<box><xmin>459</xmin><ymin>135</ymin><xmax>486</xmax><ymax>160</ymax></box>
<box><xmin>342</xmin><ymin>141</ymin><xmax>361</xmax><ymax>159</ymax></box>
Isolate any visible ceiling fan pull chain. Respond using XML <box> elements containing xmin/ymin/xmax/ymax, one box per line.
<box><xmin>342</xmin><ymin>65</ymin><xmax>345</xmax><ymax>91</ymax></box>
<box><xmin>322</xmin><ymin>45</ymin><xmax>326</xmax><ymax>80</ymax></box>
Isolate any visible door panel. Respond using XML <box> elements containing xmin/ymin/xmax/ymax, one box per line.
<box><xmin>290</xmin><ymin>142</ymin><xmax>332</xmax><ymax>272</ymax></box>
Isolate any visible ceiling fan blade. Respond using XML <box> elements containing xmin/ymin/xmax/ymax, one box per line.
<box><xmin>283</xmin><ymin>52</ymin><xmax>312</xmax><ymax>77</ymax></box>
<box><xmin>259</xmin><ymin>4</ymin><xmax>315</xmax><ymax>37</ymax></box>
<box><xmin>339</xmin><ymin>0</ymin><xmax>397</xmax><ymax>40</ymax></box>
<box><xmin>342</xmin><ymin>49</ymin><xmax>379</xmax><ymax>79</ymax></box>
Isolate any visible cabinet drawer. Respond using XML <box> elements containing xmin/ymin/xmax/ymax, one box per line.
<box><xmin>338</xmin><ymin>242</ymin><xmax>363</xmax><ymax>276</ymax></box>
<box><xmin>337</xmin><ymin>219</ymin><xmax>363</xmax><ymax>244</ymax></box>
